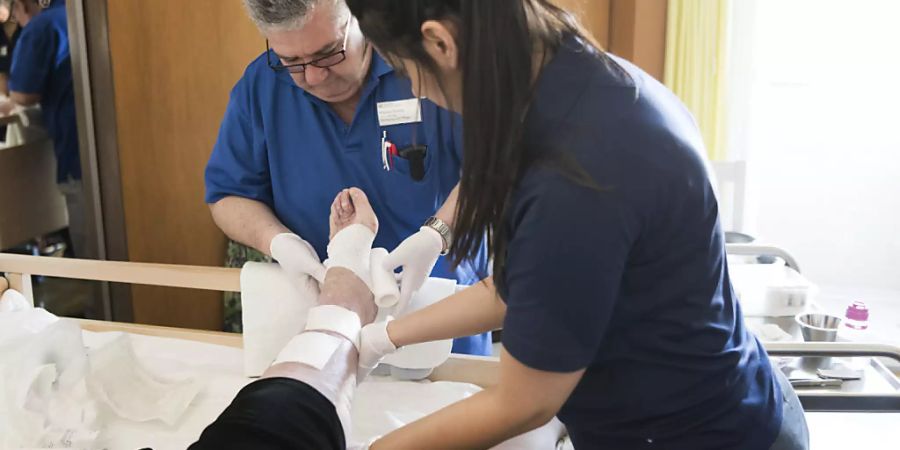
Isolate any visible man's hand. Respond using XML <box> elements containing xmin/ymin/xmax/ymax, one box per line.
<box><xmin>319</xmin><ymin>267</ymin><xmax>376</xmax><ymax>325</ymax></box>
<box><xmin>270</xmin><ymin>233</ymin><xmax>327</xmax><ymax>285</ymax></box>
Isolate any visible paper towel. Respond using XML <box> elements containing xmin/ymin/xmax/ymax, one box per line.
<box><xmin>86</xmin><ymin>332</ymin><xmax>201</xmax><ymax>426</ymax></box>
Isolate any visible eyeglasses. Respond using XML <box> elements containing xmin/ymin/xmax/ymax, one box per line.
<box><xmin>266</xmin><ymin>16</ymin><xmax>353</xmax><ymax>74</ymax></box>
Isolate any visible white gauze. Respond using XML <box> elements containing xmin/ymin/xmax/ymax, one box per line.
<box><xmin>324</xmin><ymin>224</ymin><xmax>375</xmax><ymax>288</ymax></box>
<box><xmin>85</xmin><ymin>332</ymin><xmax>200</xmax><ymax>426</ymax></box>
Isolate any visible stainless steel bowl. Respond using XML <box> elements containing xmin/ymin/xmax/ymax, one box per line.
<box><xmin>795</xmin><ymin>313</ymin><xmax>843</xmax><ymax>370</ymax></box>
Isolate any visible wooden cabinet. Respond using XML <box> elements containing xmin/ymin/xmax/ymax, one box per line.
<box><xmin>0</xmin><ymin>136</ymin><xmax>68</xmax><ymax>250</ymax></box>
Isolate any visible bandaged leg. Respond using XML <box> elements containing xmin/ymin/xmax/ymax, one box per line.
<box><xmin>268</xmin><ymin>304</ymin><xmax>363</xmax><ymax>445</ymax></box>
<box><xmin>273</xmin><ymin>304</ymin><xmax>362</xmax><ymax>368</ymax></box>
<box><xmin>324</xmin><ymin>224</ymin><xmax>375</xmax><ymax>288</ymax></box>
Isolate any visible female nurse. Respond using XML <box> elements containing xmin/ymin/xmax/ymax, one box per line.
<box><xmin>349</xmin><ymin>1</ymin><xmax>809</xmax><ymax>449</ymax></box>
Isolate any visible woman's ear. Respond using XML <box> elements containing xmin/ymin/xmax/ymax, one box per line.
<box><xmin>420</xmin><ymin>20</ymin><xmax>458</xmax><ymax>71</ymax></box>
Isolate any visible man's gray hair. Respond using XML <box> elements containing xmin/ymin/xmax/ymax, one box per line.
<box><xmin>242</xmin><ymin>0</ymin><xmax>346</xmax><ymax>31</ymax></box>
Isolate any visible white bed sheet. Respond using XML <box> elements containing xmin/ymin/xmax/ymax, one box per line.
<box><xmin>79</xmin><ymin>329</ymin><xmax>563</xmax><ymax>449</ymax></box>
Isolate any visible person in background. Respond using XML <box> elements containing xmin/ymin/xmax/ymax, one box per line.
<box><xmin>0</xmin><ymin>0</ymin><xmax>21</xmax><ymax>142</ymax></box>
<box><xmin>0</xmin><ymin>0</ymin><xmax>21</xmax><ymax>96</ymax></box>
<box><xmin>0</xmin><ymin>0</ymin><xmax>89</xmax><ymax>259</ymax></box>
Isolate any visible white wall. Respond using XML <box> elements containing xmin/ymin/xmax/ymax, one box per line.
<box><xmin>727</xmin><ymin>0</ymin><xmax>900</xmax><ymax>291</ymax></box>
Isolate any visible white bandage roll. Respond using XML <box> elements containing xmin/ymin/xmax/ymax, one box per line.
<box><xmin>304</xmin><ymin>305</ymin><xmax>362</xmax><ymax>350</ymax></box>
<box><xmin>325</xmin><ymin>224</ymin><xmax>375</xmax><ymax>287</ymax></box>
<box><xmin>369</xmin><ymin>248</ymin><xmax>400</xmax><ymax>308</ymax></box>
<box><xmin>272</xmin><ymin>332</ymin><xmax>345</xmax><ymax>370</ymax></box>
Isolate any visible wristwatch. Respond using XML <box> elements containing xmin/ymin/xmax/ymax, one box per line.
<box><xmin>423</xmin><ymin>216</ymin><xmax>452</xmax><ymax>255</ymax></box>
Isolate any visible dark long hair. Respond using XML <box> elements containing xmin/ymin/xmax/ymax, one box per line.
<box><xmin>347</xmin><ymin>0</ymin><xmax>597</xmax><ymax>288</ymax></box>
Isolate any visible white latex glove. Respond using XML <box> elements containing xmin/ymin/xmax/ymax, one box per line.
<box><xmin>382</xmin><ymin>226</ymin><xmax>443</xmax><ymax>313</ymax></box>
<box><xmin>357</xmin><ymin>318</ymin><xmax>397</xmax><ymax>382</ymax></box>
<box><xmin>269</xmin><ymin>233</ymin><xmax>327</xmax><ymax>285</ymax></box>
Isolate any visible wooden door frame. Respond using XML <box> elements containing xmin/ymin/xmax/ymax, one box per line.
<box><xmin>67</xmin><ymin>0</ymin><xmax>132</xmax><ymax>321</ymax></box>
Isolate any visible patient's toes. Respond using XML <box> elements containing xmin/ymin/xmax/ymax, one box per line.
<box><xmin>346</xmin><ymin>188</ymin><xmax>378</xmax><ymax>234</ymax></box>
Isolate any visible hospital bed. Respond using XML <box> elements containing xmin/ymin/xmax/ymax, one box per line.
<box><xmin>0</xmin><ymin>254</ymin><xmax>523</xmax><ymax>449</ymax></box>
<box><xmin>2</xmin><ymin>253</ymin><xmax>899</xmax><ymax>449</ymax></box>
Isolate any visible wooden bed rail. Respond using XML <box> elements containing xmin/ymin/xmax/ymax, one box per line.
<box><xmin>0</xmin><ymin>253</ymin><xmax>241</xmax><ymax>305</ymax></box>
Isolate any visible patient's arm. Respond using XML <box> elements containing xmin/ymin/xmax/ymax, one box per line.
<box><xmin>387</xmin><ymin>277</ymin><xmax>506</xmax><ymax>348</ymax></box>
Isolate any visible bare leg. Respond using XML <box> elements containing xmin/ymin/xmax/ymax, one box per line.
<box><xmin>329</xmin><ymin>187</ymin><xmax>378</xmax><ymax>239</ymax></box>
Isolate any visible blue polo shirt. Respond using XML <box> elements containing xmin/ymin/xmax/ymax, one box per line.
<box><xmin>9</xmin><ymin>0</ymin><xmax>80</xmax><ymax>182</ymax></box>
<box><xmin>497</xmin><ymin>36</ymin><xmax>782</xmax><ymax>448</ymax></box>
<box><xmin>205</xmin><ymin>51</ymin><xmax>490</xmax><ymax>355</ymax></box>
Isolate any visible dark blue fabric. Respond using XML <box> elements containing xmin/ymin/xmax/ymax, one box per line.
<box><xmin>9</xmin><ymin>0</ymin><xmax>79</xmax><ymax>182</ymax></box>
<box><xmin>497</xmin><ymin>37</ymin><xmax>782</xmax><ymax>449</ymax></box>
<box><xmin>205</xmin><ymin>51</ymin><xmax>490</xmax><ymax>355</ymax></box>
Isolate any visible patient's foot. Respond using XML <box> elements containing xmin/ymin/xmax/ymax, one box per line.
<box><xmin>329</xmin><ymin>187</ymin><xmax>378</xmax><ymax>240</ymax></box>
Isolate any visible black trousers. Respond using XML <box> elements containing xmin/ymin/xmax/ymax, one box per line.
<box><xmin>190</xmin><ymin>377</ymin><xmax>345</xmax><ymax>450</ymax></box>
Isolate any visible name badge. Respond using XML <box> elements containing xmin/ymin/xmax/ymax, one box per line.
<box><xmin>377</xmin><ymin>98</ymin><xmax>422</xmax><ymax>126</ymax></box>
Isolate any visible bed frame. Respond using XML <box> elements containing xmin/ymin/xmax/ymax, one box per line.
<box><xmin>2</xmin><ymin>253</ymin><xmax>898</xmax><ymax>410</ymax></box>
<box><xmin>0</xmin><ymin>253</ymin><xmax>499</xmax><ymax>387</ymax></box>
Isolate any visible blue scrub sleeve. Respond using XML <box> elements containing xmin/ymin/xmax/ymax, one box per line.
<box><xmin>8</xmin><ymin>26</ymin><xmax>55</xmax><ymax>94</ymax></box>
<box><xmin>204</xmin><ymin>82</ymin><xmax>274</xmax><ymax>206</ymax></box>
<box><xmin>501</xmin><ymin>169</ymin><xmax>640</xmax><ymax>372</ymax></box>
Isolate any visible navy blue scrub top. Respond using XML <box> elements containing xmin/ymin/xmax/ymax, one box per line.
<box><xmin>205</xmin><ymin>51</ymin><xmax>490</xmax><ymax>355</ymax></box>
<box><xmin>9</xmin><ymin>0</ymin><xmax>80</xmax><ymax>182</ymax></box>
<box><xmin>497</xmin><ymin>36</ymin><xmax>782</xmax><ymax>449</ymax></box>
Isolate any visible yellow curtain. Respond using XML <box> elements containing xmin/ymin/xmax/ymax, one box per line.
<box><xmin>664</xmin><ymin>0</ymin><xmax>731</xmax><ymax>161</ymax></box>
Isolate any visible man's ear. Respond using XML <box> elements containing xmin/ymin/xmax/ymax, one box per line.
<box><xmin>420</xmin><ymin>20</ymin><xmax>458</xmax><ymax>71</ymax></box>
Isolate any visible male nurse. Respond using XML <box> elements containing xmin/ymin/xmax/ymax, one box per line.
<box><xmin>0</xmin><ymin>0</ymin><xmax>88</xmax><ymax>258</ymax></box>
<box><xmin>205</xmin><ymin>0</ymin><xmax>490</xmax><ymax>354</ymax></box>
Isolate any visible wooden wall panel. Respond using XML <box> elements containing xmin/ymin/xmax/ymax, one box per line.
<box><xmin>609</xmin><ymin>0</ymin><xmax>669</xmax><ymax>80</ymax></box>
<box><xmin>552</xmin><ymin>0</ymin><xmax>668</xmax><ymax>79</ymax></box>
<box><xmin>105</xmin><ymin>0</ymin><xmax>261</xmax><ymax>329</ymax></box>
<box><xmin>553</xmin><ymin>0</ymin><xmax>611</xmax><ymax>49</ymax></box>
